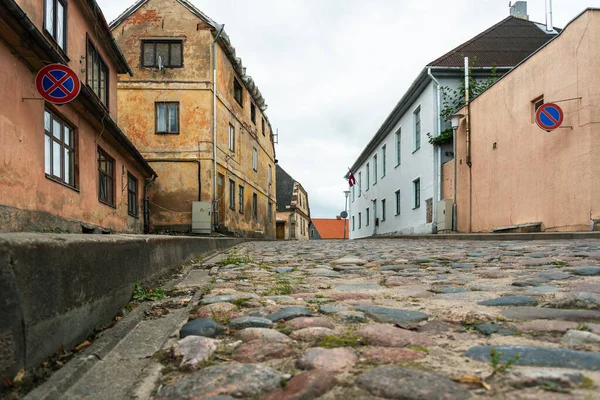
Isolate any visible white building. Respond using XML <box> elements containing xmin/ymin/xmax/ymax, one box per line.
<box><xmin>347</xmin><ymin>5</ymin><xmax>557</xmax><ymax>239</ymax></box>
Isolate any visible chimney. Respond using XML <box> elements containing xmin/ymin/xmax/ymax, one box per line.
<box><xmin>336</xmin><ymin>216</ymin><xmax>341</xmax><ymax>220</ymax></box>
<box><xmin>509</xmin><ymin>1</ymin><xmax>529</xmax><ymax>20</ymax></box>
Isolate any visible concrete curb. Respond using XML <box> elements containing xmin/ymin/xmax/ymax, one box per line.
<box><xmin>369</xmin><ymin>232</ymin><xmax>600</xmax><ymax>241</ymax></box>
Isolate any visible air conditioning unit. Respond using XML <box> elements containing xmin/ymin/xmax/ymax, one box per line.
<box><xmin>192</xmin><ymin>201</ymin><xmax>211</xmax><ymax>234</ymax></box>
<box><xmin>437</xmin><ymin>199</ymin><xmax>453</xmax><ymax>233</ymax></box>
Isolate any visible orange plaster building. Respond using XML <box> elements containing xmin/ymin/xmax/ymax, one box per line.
<box><xmin>0</xmin><ymin>0</ymin><xmax>155</xmax><ymax>233</ymax></box>
<box><xmin>449</xmin><ymin>8</ymin><xmax>600</xmax><ymax>233</ymax></box>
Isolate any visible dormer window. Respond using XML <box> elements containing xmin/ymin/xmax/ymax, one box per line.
<box><xmin>142</xmin><ymin>40</ymin><xmax>183</xmax><ymax>68</ymax></box>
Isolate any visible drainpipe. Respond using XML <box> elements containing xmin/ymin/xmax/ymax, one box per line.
<box><xmin>427</xmin><ymin>68</ymin><xmax>442</xmax><ymax>233</ymax></box>
<box><xmin>465</xmin><ymin>57</ymin><xmax>471</xmax><ymax>167</ymax></box>
<box><xmin>212</xmin><ymin>24</ymin><xmax>225</xmax><ymax>232</ymax></box>
<box><xmin>143</xmin><ymin>174</ymin><xmax>157</xmax><ymax>233</ymax></box>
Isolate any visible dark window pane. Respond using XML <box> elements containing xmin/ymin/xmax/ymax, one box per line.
<box><xmin>170</xmin><ymin>43</ymin><xmax>182</xmax><ymax>66</ymax></box>
<box><xmin>143</xmin><ymin>43</ymin><xmax>155</xmax><ymax>67</ymax></box>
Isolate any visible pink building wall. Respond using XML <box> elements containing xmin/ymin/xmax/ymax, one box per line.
<box><xmin>453</xmin><ymin>9</ymin><xmax>600</xmax><ymax>232</ymax></box>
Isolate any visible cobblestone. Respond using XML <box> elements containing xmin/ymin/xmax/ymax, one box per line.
<box><xmin>153</xmin><ymin>239</ymin><xmax>600</xmax><ymax>399</ymax></box>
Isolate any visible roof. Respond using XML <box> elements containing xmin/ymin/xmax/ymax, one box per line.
<box><xmin>275</xmin><ymin>164</ymin><xmax>295</xmax><ymax>212</ymax></box>
<box><xmin>428</xmin><ymin>16</ymin><xmax>558</xmax><ymax>67</ymax></box>
<box><xmin>110</xmin><ymin>0</ymin><xmax>269</xmax><ymax>113</ymax></box>
<box><xmin>466</xmin><ymin>8</ymin><xmax>600</xmax><ymax>105</ymax></box>
<box><xmin>84</xmin><ymin>0</ymin><xmax>132</xmax><ymax>75</ymax></box>
<box><xmin>347</xmin><ymin>15</ymin><xmax>559</xmax><ymax>177</ymax></box>
<box><xmin>311</xmin><ymin>218</ymin><xmax>349</xmax><ymax>239</ymax></box>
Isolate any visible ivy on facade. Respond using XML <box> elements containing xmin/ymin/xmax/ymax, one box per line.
<box><xmin>428</xmin><ymin>60</ymin><xmax>498</xmax><ymax>146</ymax></box>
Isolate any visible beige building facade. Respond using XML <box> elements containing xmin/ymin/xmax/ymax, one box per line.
<box><xmin>451</xmin><ymin>8</ymin><xmax>600</xmax><ymax>233</ymax></box>
<box><xmin>111</xmin><ymin>0</ymin><xmax>276</xmax><ymax>237</ymax></box>
<box><xmin>275</xmin><ymin>165</ymin><xmax>310</xmax><ymax>240</ymax></box>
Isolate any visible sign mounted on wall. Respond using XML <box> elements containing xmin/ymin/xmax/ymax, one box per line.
<box><xmin>535</xmin><ymin>103</ymin><xmax>564</xmax><ymax>132</ymax></box>
<box><xmin>35</xmin><ymin>64</ymin><xmax>81</xmax><ymax>104</ymax></box>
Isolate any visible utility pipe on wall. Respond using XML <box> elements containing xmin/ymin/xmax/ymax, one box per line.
<box><xmin>212</xmin><ymin>24</ymin><xmax>225</xmax><ymax>232</ymax></box>
<box><xmin>546</xmin><ymin>0</ymin><xmax>553</xmax><ymax>32</ymax></box>
<box><xmin>465</xmin><ymin>57</ymin><xmax>471</xmax><ymax>167</ymax></box>
<box><xmin>427</xmin><ymin>68</ymin><xmax>442</xmax><ymax>234</ymax></box>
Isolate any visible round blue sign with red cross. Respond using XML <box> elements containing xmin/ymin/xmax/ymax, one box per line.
<box><xmin>35</xmin><ymin>64</ymin><xmax>81</xmax><ymax>104</ymax></box>
<box><xmin>535</xmin><ymin>103</ymin><xmax>564</xmax><ymax>132</ymax></box>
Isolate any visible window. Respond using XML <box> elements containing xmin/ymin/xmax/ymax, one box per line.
<box><xmin>310</xmin><ymin>228</ymin><xmax>314</xmax><ymax>237</ymax></box>
<box><xmin>155</xmin><ymin>102</ymin><xmax>179</xmax><ymax>134</ymax></box>
<box><xmin>44</xmin><ymin>0</ymin><xmax>67</xmax><ymax>51</ymax></box>
<box><xmin>252</xmin><ymin>193</ymin><xmax>258</xmax><ymax>219</ymax></box>
<box><xmin>238</xmin><ymin>185</ymin><xmax>244</xmax><ymax>213</ymax></box>
<box><xmin>395</xmin><ymin>129</ymin><xmax>401</xmax><ymax>165</ymax></box>
<box><xmin>352</xmin><ymin>185</ymin><xmax>355</xmax><ymax>202</ymax></box>
<box><xmin>381</xmin><ymin>145</ymin><xmax>386</xmax><ymax>178</ymax></box>
<box><xmin>87</xmin><ymin>40</ymin><xmax>109</xmax><ymax>106</ymax></box>
<box><xmin>352</xmin><ymin>216</ymin><xmax>355</xmax><ymax>231</ymax></box>
<box><xmin>229</xmin><ymin>124</ymin><xmax>235</xmax><ymax>151</ymax></box>
<box><xmin>358</xmin><ymin>172</ymin><xmax>362</xmax><ymax>196</ymax></box>
<box><xmin>395</xmin><ymin>190</ymin><xmax>401</xmax><ymax>215</ymax></box>
<box><xmin>366</xmin><ymin>163</ymin><xmax>370</xmax><ymax>191</ymax></box>
<box><xmin>532</xmin><ymin>95</ymin><xmax>544</xmax><ymax>122</ymax></box>
<box><xmin>229</xmin><ymin>180</ymin><xmax>235</xmax><ymax>209</ymax></box>
<box><xmin>252</xmin><ymin>147</ymin><xmax>258</xmax><ymax>171</ymax></box>
<box><xmin>358</xmin><ymin>212</ymin><xmax>362</xmax><ymax>229</ymax></box>
<box><xmin>141</xmin><ymin>40</ymin><xmax>183</xmax><ymax>68</ymax></box>
<box><xmin>381</xmin><ymin>199</ymin><xmax>386</xmax><ymax>221</ymax></box>
<box><xmin>268</xmin><ymin>164</ymin><xmax>273</xmax><ymax>186</ymax></box>
<box><xmin>251</xmin><ymin>103</ymin><xmax>256</xmax><ymax>124</ymax></box>
<box><xmin>127</xmin><ymin>173</ymin><xmax>138</xmax><ymax>217</ymax></box>
<box><xmin>44</xmin><ymin>109</ymin><xmax>75</xmax><ymax>187</ymax></box>
<box><xmin>373</xmin><ymin>155</ymin><xmax>378</xmax><ymax>185</ymax></box>
<box><xmin>233</xmin><ymin>78</ymin><xmax>243</xmax><ymax>106</ymax></box>
<box><xmin>98</xmin><ymin>147</ymin><xmax>115</xmax><ymax>206</ymax></box>
<box><xmin>413</xmin><ymin>178</ymin><xmax>421</xmax><ymax>209</ymax></box>
<box><xmin>366</xmin><ymin>207</ymin><xmax>370</xmax><ymax>226</ymax></box>
<box><xmin>268</xmin><ymin>201</ymin><xmax>272</xmax><ymax>223</ymax></box>
<box><xmin>413</xmin><ymin>107</ymin><xmax>421</xmax><ymax>151</ymax></box>
<box><xmin>262</xmin><ymin>118</ymin><xmax>265</xmax><ymax>136</ymax></box>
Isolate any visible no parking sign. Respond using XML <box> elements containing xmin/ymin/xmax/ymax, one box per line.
<box><xmin>35</xmin><ymin>64</ymin><xmax>81</xmax><ymax>104</ymax></box>
<box><xmin>535</xmin><ymin>103</ymin><xmax>564</xmax><ymax>132</ymax></box>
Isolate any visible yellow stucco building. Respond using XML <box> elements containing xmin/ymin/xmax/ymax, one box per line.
<box><xmin>110</xmin><ymin>0</ymin><xmax>276</xmax><ymax>237</ymax></box>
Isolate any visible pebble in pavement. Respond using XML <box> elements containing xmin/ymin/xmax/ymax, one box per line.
<box><xmin>154</xmin><ymin>239</ymin><xmax>600</xmax><ymax>399</ymax></box>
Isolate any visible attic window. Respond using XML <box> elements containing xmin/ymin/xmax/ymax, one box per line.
<box><xmin>233</xmin><ymin>78</ymin><xmax>243</xmax><ymax>106</ymax></box>
<box><xmin>142</xmin><ymin>40</ymin><xmax>183</xmax><ymax>68</ymax></box>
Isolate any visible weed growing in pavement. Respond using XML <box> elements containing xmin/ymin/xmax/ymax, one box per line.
<box><xmin>319</xmin><ymin>332</ymin><xmax>365</xmax><ymax>348</ymax></box>
<box><xmin>132</xmin><ymin>282</ymin><xmax>166</xmax><ymax>301</ymax></box>
<box><xmin>407</xmin><ymin>345</ymin><xmax>429</xmax><ymax>353</ymax></box>
<box><xmin>577</xmin><ymin>324</ymin><xmax>591</xmax><ymax>331</ymax></box>
<box><xmin>580</xmin><ymin>376</ymin><xmax>595</xmax><ymax>389</ymax></box>
<box><xmin>540</xmin><ymin>380</ymin><xmax>571</xmax><ymax>393</ymax></box>
<box><xmin>221</xmin><ymin>252</ymin><xmax>253</xmax><ymax>265</ymax></box>
<box><xmin>550</xmin><ymin>261</ymin><xmax>568</xmax><ymax>267</ymax></box>
<box><xmin>263</xmin><ymin>278</ymin><xmax>293</xmax><ymax>296</ymax></box>
<box><xmin>489</xmin><ymin>348</ymin><xmax>520</xmax><ymax>375</ymax></box>
<box><xmin>232</xmin><ymin>297</ymin><xmax>253</xmax><ymax>309</ymax></box>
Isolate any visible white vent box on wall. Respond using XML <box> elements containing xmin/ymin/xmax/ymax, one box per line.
<box><xmin>192</xmin><ymin>201</ymin><xmax>212</xmax><ymax>234</ymax></box>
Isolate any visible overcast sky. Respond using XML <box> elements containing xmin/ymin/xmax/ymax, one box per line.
<box><xmin>98</xmin><ymin>0</ymin><xmax>596</xmax><ymax>218</ymax></box>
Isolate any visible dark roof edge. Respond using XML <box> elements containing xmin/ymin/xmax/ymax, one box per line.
<box><xmin>85</xmin><ymin>0</ymin><xmax>132</xmax><ymax>75</ymax></box>
<box><xmin>346</xmin><ymin>68</ymin><xmax>431</xmax><ymax>176</ymax></box>
<box><xmin>468</xmin><ymin>8</ymin><xmax>600</xmax><ymax>105</ymax></box>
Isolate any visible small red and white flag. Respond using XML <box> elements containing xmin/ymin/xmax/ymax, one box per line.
<box><xmin>347</xmin><ymin>170</ymin><xmax>356</xmax><ymax>187</ymax></box>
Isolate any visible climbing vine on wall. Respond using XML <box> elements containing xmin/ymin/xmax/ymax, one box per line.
<box><xmin>428</xmin><ymin>60</ymin><xmax>498</xmax><ymax>146</ymax></box>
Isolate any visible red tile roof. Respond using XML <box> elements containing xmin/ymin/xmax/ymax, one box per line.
<box><xmin>311</xmin><ymin>218</ymin><xmax>350</xmax><ymax>239</ymax></box>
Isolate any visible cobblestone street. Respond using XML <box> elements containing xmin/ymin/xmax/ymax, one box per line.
<box><xmin>148</xmin><ymin>239</ymin><xmax>600</xmax><ymax>400</ymax></box>
<box><xmin>36</xmin><ymin>238</ymin><xmax>600</xmax><ymax>400</ymax></box>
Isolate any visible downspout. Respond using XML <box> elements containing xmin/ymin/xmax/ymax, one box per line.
<box><xmin>143</xmin><ymin>174</ymin><xmax>157</xmax><ymax>234</ymax></box>
<box><xmin>427</xmin><ymin>68</ymin><xmax>442</xmax><ymax>234</ymax></box>
<box><xmin>212</xmin><ymin>24</ymin><xmax>225</xmax><ymax>232</ymax></box>
<box><xmin>465</xmin><ymin>57</ymin><xmax>471</xmax><ymax>167</ymax></box>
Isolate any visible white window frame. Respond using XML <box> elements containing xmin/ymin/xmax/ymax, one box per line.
<box><xmin>413</xmin><ymin>106</ymin><xmax>421</xmax><ymax>152</ymax></box>
<box><xmin>373</xmin><ymin>154</ymin><xmax>377</xmax><ymax>185</ymax></box>
<box><xmin>395</xmin><ymin>129</ymin><xmax>401</xmax><ymax>166</ymax></box>
<box><xmin>413</xmin><ymin>178</ymin><xmax>421</xmax><ymax>209</ymax></box>
<box><xmin>229</xmin><ymin>124</ymin><xmax>235</xmax><ymax>152</ymax></box>
<box><xmin>381</xmin><ymin>145</ymin><xmax>386</xmax><ymax>178</ymax></box>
